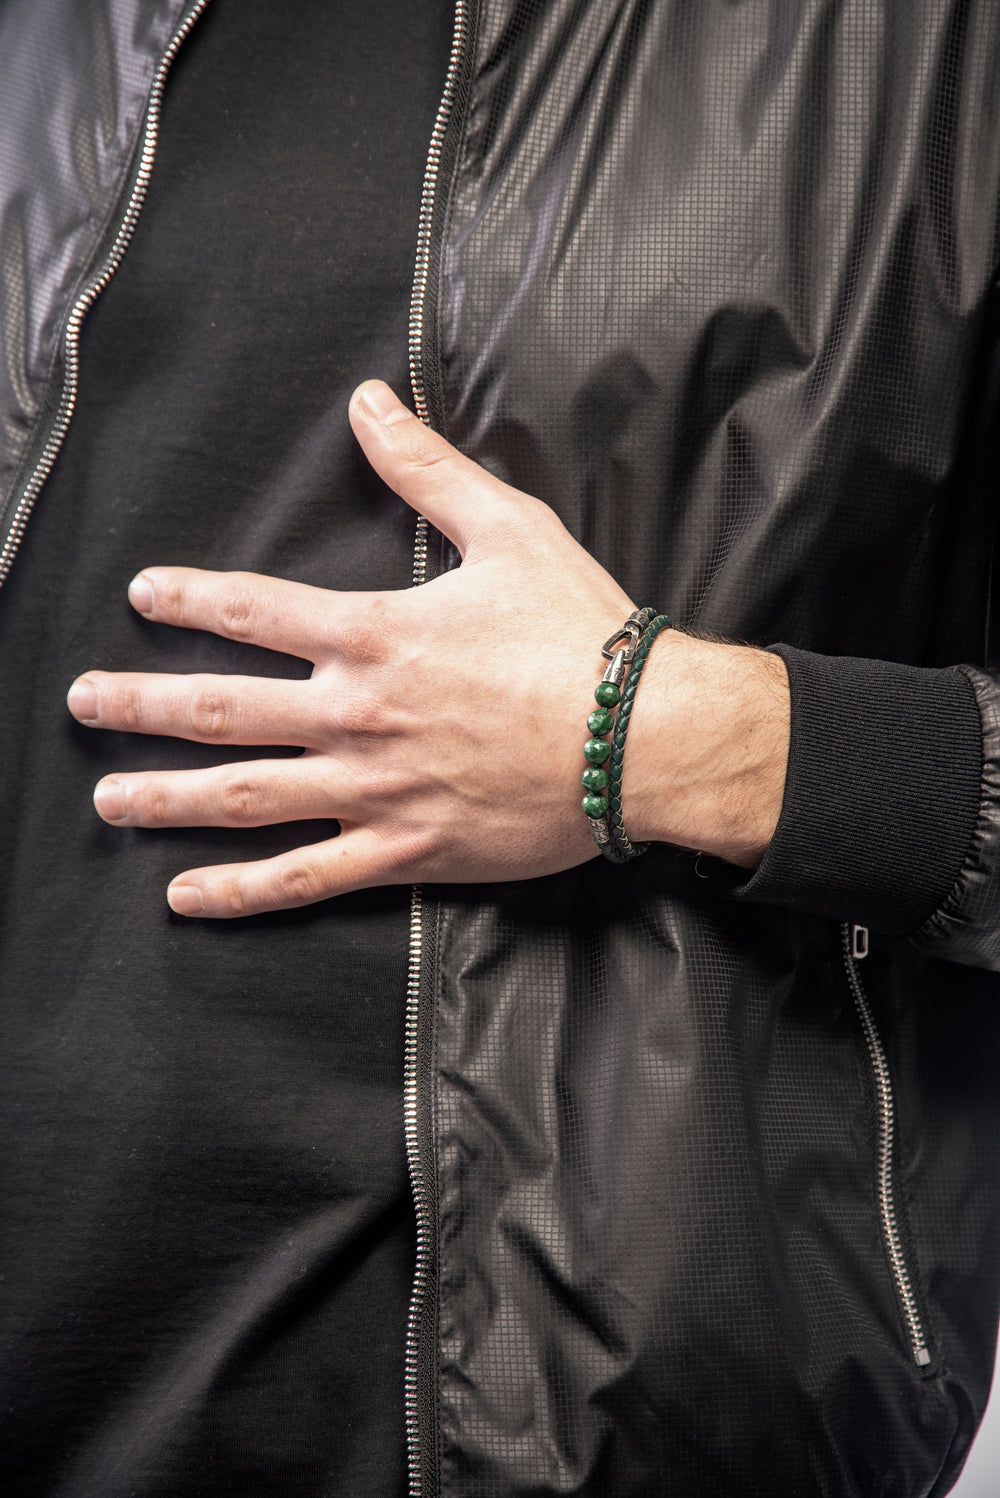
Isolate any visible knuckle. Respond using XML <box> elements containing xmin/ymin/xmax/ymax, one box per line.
<box><xmin>274</xmin><ymin>861</ymin><xmax>327</xmax><ymax>905</ymax></box>
<box><xmin>119</xmin><ymin>685</ymin><xmax>144</xmax><ymax>731</ymax></box>
<box><xmin>338</xmin><ymin>692</ymin><xmax>385</xmax><ymax>738</ymax></box>
<box><xmin>219</xmin><ymin>582</ymin><xmax>265</xmax><ymax>643</ymax></box>
<box><xmin>360</xmin><ymin>763</ymin><xmax>405</xmax><ymax>801</ymax></box>
<box><xmin>219</xmin><ymin>878</ymin><xmax>250</xmax><ymax>918</ymax></box>
<box><xmin>159</xmin><ymin>575</ymin><xmax>189</xmax><ymax>622</ymax></box>
<box><xmin>217</xmin><ymin>775</ymin><xmax>268</xmax><ymax>826</ymax></box>
<box><xmin>497</xmin><ymin>492</ymin><xmax>558</xmax><ymax>553</ymax></box>
<box><xmin>382</xmin><ymin>827</ymin><xmax>434</xmax><ymax>876</ymax></box>
<box><xmin>329</xmin><ymin>619</ymin><xmax>376</xmax><ymax>664</ymax></box>
<box><xmin>188</xmin><ymin>681</ymin><xmax>236</xmax><ymax>740</ymax></box>
<box><xmin>327</xmin><ymin>597</ymin><xmax>394</xmax><ymax>664</ymax></box>
<box><xmin>408</xmin><ymin>444</ymin><xmax>453</xmax><ymax>482</ymax></box>
<box><xmin>140</xmin><ymin>782</ymin><xmax>173</xmax><ymax>826</ymax></box>
<box><xmin>523</xmin><ymin>492</ymin><xmax>559</xmax><ymax>531</ymax></box>
<box><xmin>395</xmin><ymin>423</ymin><xmax>452</xmax><ymax>474</ymax></box>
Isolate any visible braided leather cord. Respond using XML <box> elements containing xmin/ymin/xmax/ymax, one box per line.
<box><xmin>592</xmin><ymin>812</ymin><xmax>632</xmax><ymax>863</ymax></box>
<box><xmin>606</xmin><ymin>613</ymin><xmax>673</xmax><ymax>860</ymax></box>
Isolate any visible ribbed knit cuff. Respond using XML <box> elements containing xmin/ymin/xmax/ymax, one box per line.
<box><xmin>727</xmin><ymin>647</ymin><xmax>983</xmax><ymax>935</ymax></box>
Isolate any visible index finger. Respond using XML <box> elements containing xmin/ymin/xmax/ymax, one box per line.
<box><xmin>128</xmin><ymin>567</ymin><xmax>373</xmax><ymax>663</ymax></box>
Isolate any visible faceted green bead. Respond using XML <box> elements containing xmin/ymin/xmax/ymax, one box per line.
<box><xmin>581</xmin><ymin>765</ymin><xmax>609</xmax><ymax>792</ymax></box>
<box><xmin>582</xmin><ymin>793</ymin><xmax>609</xmax><ymax>819</ymax></box>
<box><xmin>594</xmin><ymin>680</ymin><xmax>621</xmax><ymax>707</ymax></box>
<box><xmin>587</xmin><ymin>707</ymin><xmax>614</xmax><ymax>736</ymax></box>
<box><xmin>583</xmin><ymin>737</ymin><xmax>611</xmax><ymax>764</ymax></box>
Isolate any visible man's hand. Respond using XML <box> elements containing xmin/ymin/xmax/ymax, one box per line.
<box><xmin>66</xmin><ymin>381</ymin><xmax>790</xmax><ymax>918</ymax></box>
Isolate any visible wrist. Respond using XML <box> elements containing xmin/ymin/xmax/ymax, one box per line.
<box><xmin>620</xmin><ymin>633</ymin><xmax>790</xmax><ymax>868</ymax></box>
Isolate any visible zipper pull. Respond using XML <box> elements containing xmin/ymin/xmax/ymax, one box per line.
<box><xmin>851</xmin><ymin>924</ymin><xmax>869</xmax><ymax>961</ymax></box>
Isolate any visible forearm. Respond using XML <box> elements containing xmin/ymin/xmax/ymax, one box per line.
<box><xmin>621</xmin><ymin>632</ymin><xmax>791</xmax><ymax>868</ymax></box>
<box><xmin>624</xmin><ymin>632</ymin><xmax>990</xmax><ymax>958</ymax></box>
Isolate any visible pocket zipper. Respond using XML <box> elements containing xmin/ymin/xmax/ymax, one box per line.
<box><xmin>842</xmin><ymin>923</ymin><xmax>932</xmax><ymax>1368</ymax></box>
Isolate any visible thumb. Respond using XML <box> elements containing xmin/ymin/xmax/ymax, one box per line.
<box><xmin>349</xmin><ymin>379</ymin><xmax>515</xmax><ymax>558</ymax></box>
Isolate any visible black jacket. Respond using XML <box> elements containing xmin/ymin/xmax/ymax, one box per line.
<box><xmin>2</xmin><ymin>2</ymin><xmax>1000</xmax><ymax>1494</ymax></box>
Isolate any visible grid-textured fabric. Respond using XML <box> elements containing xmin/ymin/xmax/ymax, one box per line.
<box><xmin>2</xmin><ymin>1</ymin><xmax>1000</xmax><ymax>1493</ymax></box>
<box><xmin>416</xmin><ymin>2</ymin><xmax>1000</xmax><ymax>1493</ymax></box>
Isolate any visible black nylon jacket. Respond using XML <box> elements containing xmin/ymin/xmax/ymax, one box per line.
<box><xmin>2</xmin><ymin>2</ymin><xmax>1000</xmax><ymax>1495</ymax></box>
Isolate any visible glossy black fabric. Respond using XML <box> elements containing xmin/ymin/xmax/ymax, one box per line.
<box><xmin>0</xmin><ymin>0</ymin><xmax>189</xmax><ymax>519</ymax></box>
<box><xmin>3</xmin><ymin>2</ymin><xmax>1000</xmax><ymax>1497</ymax></box>
<box><xmin>414</xmin><ymin>2</ymin><xmax>1000</xmax><ymax>1493</ymax></box>
<box><xmin>0</xmin><ymin>1</ymin><xmax>453</xmax><ymax>1493</ymax></box>
<box><xmin>920</xmin><ymin>668</ymin><xmax>1000</xmax><ymax>968</ymax></box>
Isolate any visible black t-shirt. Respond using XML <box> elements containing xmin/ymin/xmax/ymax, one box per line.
<box><xmin>0</xmin><ymin>2</ymin><xmax>451</xmax><ymax>1492</ymax></box>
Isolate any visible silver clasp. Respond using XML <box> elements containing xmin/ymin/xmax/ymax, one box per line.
<box><xmin>601</xmin><ymin>608</ymin><xmax>653</xmax><ymax>666</ymax></box>
<box><xmin>602</xmin><ymin>647</ymin><xmax>628</xmax><ymax>686</ymax></box>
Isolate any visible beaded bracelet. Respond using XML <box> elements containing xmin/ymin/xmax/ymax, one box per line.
<box><xmin>581</xmin><ymin>606</ymin><xmax>671</xmax><ymax>863</ymax></box>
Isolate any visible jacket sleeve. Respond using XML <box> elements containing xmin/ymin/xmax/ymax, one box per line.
<box><xmin>727</xmin><ymin>647</ymin><xmax>1000</xmax><ymax>973</ymax></box>
<box><xmin>910</xmin><ymin>666</ymin><xmax>1000</xmax><ymax>968</ymax></box>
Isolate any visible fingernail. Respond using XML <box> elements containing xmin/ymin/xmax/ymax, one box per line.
<box><xmin>128</xmin><ymin>572</ymin><xmax>154</xmax><ymax>614</ymax></box>
<box><xmin>168</xmin><ymin>884</ymin><xmax>204</xmax><ymax>916</ymax></box>
<box><xmin>67</xmin><ymin>678</ymin><xmax>99</xmax><ymax>722</ymax></box>
<box><xmin>357</xmin><ymin>381</ymin><xmax>409</xmax><ymax>426</ymax></box>
<box><xmin>94</xmin><ymin>779</ymin><xmax>126</xmax><ymax>822</ymax></box>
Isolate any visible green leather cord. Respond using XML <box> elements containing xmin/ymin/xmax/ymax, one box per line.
<box><xmin>605</xmin><ymin>612</ymin><xmax>673</xmax><ymax>860</ymax></box>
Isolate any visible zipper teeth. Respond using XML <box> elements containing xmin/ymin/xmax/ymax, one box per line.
<box><xmin>404</xmin><ymin>7</ymin><xmax>471</xmax><ymax>1491</ymax></box>
<box><xmin>841</xmin><ymin>925</ymin><xmax>931</xmax><ymax>1366</ymax></box>
<box><xmin>403</xmin><ymin>883</ymin><xmax>429</xmax><ymax>1491</ymax></box>
<box><xmin>408</xmin><ymin>0</ymin><xmax>469</xmax><ymax>427</ymax></box>
<box><xmin>407</xmin><ymin>0</ymin><xmax>471</xmax><ymax>614</ymax></box>
<box><xmin>0</xmin><ymin>0</ymin><xmax>212</xmax><ymax>593</ymax></box>
<box><xmin>411</xmin><ymin>515</ymin><xmax>430</xmax><ymax>590</ymax></box>
<box><xmin>407</xmin><ymin>0</ymin><xmax>470</xmax><ymax>588</ymax></box>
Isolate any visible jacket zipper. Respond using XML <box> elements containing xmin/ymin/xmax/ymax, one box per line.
<box><xmin>405</xmin><ymin>5</ymin><xmax>475</xmax><ymax>1494</ymax></box>
<box><xmin>841</xmin><ymin>923</ymin><xmax>931</xmax><ymax>1368</ymax></box>
<box><xmin>408</xmin><ymin>0</ymin><xmax>474</xmax><ymax>573</ymax></box>
<box><xmin>0</xmin><ymin>0</ymin><xmax>213</xmax><ymax>593</ymax></box>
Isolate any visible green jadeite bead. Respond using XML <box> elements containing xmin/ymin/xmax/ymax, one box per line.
<box><xmin>594</xmin><ymin>680</ymin><xmax>621</xmax><ymax>707</ymax></box>
<box><xmin>582</xmin><ymin>793</ymin><xmax>609</xmax><ymax>819</ymax></box>
<box><xmin>587</xmin><ymin>707</ymin><xmax>614</xmax><ymax>736</ymax></box>
<box><xmin>583</xmin><ymin>737</ymin><xmax>611</xmax><ymax>764</ymax></box>
<box><xmin>581</xmin><ymin>766</ymin><xmax>609</xmax><ymax>791</ymax></box>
